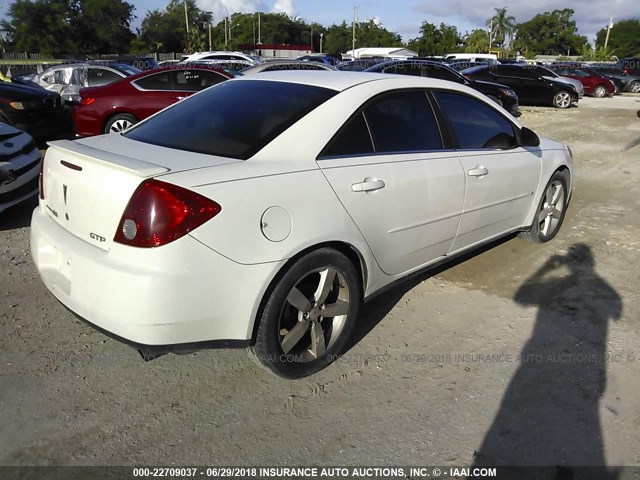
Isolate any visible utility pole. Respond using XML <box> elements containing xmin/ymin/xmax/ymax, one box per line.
<box><xmin>488</xmin><ymin>19</ymin><xmax>493</xmax><ymax>50</ymax></box>
<box><xmin>310</xmin><ymin>24</ymin><xmax>313</xmax><ymax>52</ymax></box>
<box><xmin>320</xmin><ymin>32</ymin><xmax>324</xmax><ymax>54</ymax></box>
<box><xmin>352</xmin><ymin>6</ymin><xmax>358</xmax><ymax>55</ymax></box>
<box><xmin>604</xmin><ymin>16</ymin><xmax>613</xmax><ymax>49</ymax></box>
<box><xmin>257</xmin><ymin>13</ymin><xmax>262</xmax><ymax>45</ymax></box>
<box><xmin>253</xmin><ymin>18</ymin><xmax>256</xmax><ymax>46</ymax></box>
<box><xmin>184</xmin><ymin>0</ymin><xmax>190</xmax><ymax>51</ymax></box>
<box><xmin>208</xmin><ymin>21</ymin><xmax>212</xmax><ymax>51</ymax></box>
<box><xmin>224</xmin><ymin>17</ymin><xmax>228</xmax><ymax>50</ymax></box>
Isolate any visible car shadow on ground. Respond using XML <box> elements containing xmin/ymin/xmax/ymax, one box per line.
<box><xmin>468</xmin><ymin>243</ymin><xmax>622</xmax><ymax>479</ymax></box>
<box><xmin>345</xmin><ymin>234</ymin><xmax>516</xmax><ymax>352</ymax></box>
<box><xmin>0</xmin><ymin>196</ymin><xmax>37</xmax><ymax>231</ymax></box>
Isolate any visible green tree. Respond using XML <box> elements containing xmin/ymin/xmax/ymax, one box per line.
<box><xmin>513</xmin><ymin>9</ymin><xmax>588</xmax><ymax>56</ymax></box>
<box><xmin>486</xmin><ymin>7</ymin><xmax>515</xmax><ymax>48</ymax></box>
<box><xmin>74</xmin><ymin>0</ymin><xmax>135</xmax><ymax>54</ymax></box>
<box><xmin>595</xmin><ymin>19</ymin><xmax>640</xmax><ymax>58</ymax></box>
<box><xmin>323</xmin><ymin>21</ymin><xmax>352</xmax><ymax>56</ymax></box>
<box><xmin>463</xmin><ymin>28</ymin><xmax>490</xmax><ymax>53</ymax></box>
<box><xmin>1</xmin><ymin>0</ymin><xmax>76</xmax><ymax>56</ymax></box>
<box><xmin>407</xmin><ymin>22</ymin><xmax>461</xmax><ymax>56</ymax></box>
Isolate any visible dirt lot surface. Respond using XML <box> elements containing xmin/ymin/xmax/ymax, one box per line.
<box><xmin>1</xmin><ymin>95</ymin><xmax>640</xmax><ymax>474</ymax></box>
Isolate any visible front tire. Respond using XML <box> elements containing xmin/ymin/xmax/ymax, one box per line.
<box><xmin>593</xmin><ymin>85</ymin><xmax>608</xmax><ymax>98</ymax></box>
<box><xmin>104</xmin><ymin>113</ymin><xmax>138</xmax><ymax>134</ymax></box>
<box><xmin>628</xmin><ymin>81</ymin><xmax>640</xmax><ymax>93</ymax></box>
<box><xmin>520</xmin><ymin>171</ymin><xmax>569</xmax><ymax>243</ymax></box>
<box><xmin>250</xmin><ymin>248</ymin><xmax>362</xmax><ymax>379</ymax></box>
<box><xmin>552</xmin><ymin>91</ymin><xmax>572</xmax><ymax>108</ymax></box>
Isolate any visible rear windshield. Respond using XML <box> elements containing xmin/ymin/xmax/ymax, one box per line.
<box><xmin>124</xmin><ymin>80</ymin><xmax>337</xmax><ymax>159</ymax></box>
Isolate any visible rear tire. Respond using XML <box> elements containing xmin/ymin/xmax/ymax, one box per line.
<box><xmin>519</xmin><ymin>171</ymin><xmax>569</xmax><ymax>244</ymax></box>
<box><xmin>593</xmin><ymin>85</ymin><xmax>608</xmax><ymax>98</ymax></box>
<box><xmin>104</xmin><ymin>113</ymin><xmax>138</xmax><ymax>134</ymax></box>
<box><xmin>552</xmin><ymin>91</ymin><xmax>572</xmax><ymax>108</ymax></box>
<box><xmin>250</xmin><ymin>248</ymin><xmax>362</xmax><ymax>379</ymax></box>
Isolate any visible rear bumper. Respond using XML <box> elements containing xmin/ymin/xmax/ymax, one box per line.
<box><xmin>31</xmin><ymin>207</ymin><xmax>284</xmax><ymax>346</ymax></box>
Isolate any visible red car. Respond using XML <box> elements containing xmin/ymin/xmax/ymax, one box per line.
<box><xmin>73</xmin><ymin>65</ymin><xmax>232</xmax><ymax>136</ymax></box>
<box><xmin>549</xmin><ymin>65</ymin><xmax>616</xmax><ymax>98</ymax></box>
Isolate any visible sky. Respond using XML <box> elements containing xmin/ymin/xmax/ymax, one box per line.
<box><xmin>1</xmin><ymin>0</ymin><xmax>638</xmax><ymax>44</ymax></box>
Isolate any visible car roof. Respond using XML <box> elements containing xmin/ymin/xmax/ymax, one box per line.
<box><xmin>123</xmin><ymin>65</ymin><xmax>233</xmax><ymax>82</ymax></box>
<box><xmin>232</xmin><ymin>70</ymin><xmax>472</xmax><ymax>92</ymax></box>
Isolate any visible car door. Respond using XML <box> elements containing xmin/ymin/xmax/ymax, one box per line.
<box><xmin>130</xmin><ymin>70</ymin><xmax>179</xmax><ymax>119</ymax></box>
<box><xmin>431</xmin><ymin>90</ymin><xmax>541</xmax><ymax>253</ymax></box>
<box><xmin>317</xmin><ymin>90</ymin><xmax>465</xmax><ymax>276</ymax></box>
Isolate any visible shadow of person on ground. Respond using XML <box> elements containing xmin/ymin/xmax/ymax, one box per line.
<box><xmin>471</xmin><ymin>243</ymin><xmax>622</xmax><ymax>480</ymax></box>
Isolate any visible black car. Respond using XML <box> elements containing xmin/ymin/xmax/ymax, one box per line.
<box><xmin>620</xmin><ymin>58</ymin><xmax>640</xmax><ymax>76</ymax></box>
<box><xmin>0</xmin><ymin>82</ymin><xmax>70</xmax><ymax>139</ymax></box>
<box><xmin>586</xmin><ymin>64</ymin><xmax>640</xmax><ymax>93</ymax></box>
<box><xmin>336</xmin><ymin>58</ymin><xmax>388</xmax><ymax>71</ymax></box>
<box><xmin>364</xmin><ymin>60</ymin><xmax>520</xmax><ymax>116</ymax></box>
<box><xmin>461</xmin><ymin>64</ymin><xmax>579</xmax><ymax>109</ymax></box>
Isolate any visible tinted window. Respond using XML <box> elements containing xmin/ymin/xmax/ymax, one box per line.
<box><xmin>134</xmin><ymin>71</ymin><xmax>172</xmax><ymax>90</ymax></box>
<box><xmin>320</xmin><ymin>113</ymin><xmax>374</xmax><ymax>158</ymax></box>
<box><xmin>172</xmin><ymin>69</ymin><xmax>226</xmax><ymax>91</ymax></box>
<box><xmin>434</xmin><ymin>91</ymin><xmax>516</xmax><ymax>149</ymax></box>
<box><xmin>125</xmin><ymin>80</ymin><xmax>337</xmax><ymax>160</ymax></box>
<box><xmin>363</xmin><ymin>91</ymin><xmax>442</xmax><ymax>153</ymax></box>
<box><xmin>87</xmin><ymin>68</ymin><xmax>123</xmax><ymax>87</ymax></box>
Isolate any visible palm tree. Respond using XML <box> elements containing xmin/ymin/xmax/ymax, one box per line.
<box><xmin>486</xmin><ymin>7</ymin><xmax>516</xmax><ymax>48</ymax></box>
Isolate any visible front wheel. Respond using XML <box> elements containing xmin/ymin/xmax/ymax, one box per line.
<box><xmin>593</xmin><ymin>85</ymin><xmax>608</xmax><ymax>98</ymax></box>
<box><xmin>250</xmin><ymin>248</ymin><xmax>362</xmax><ymax>378</ymax></box>
<box><xmin>519</xmin><ymin>171</ymin><xmax>569</xmax><ymax>243</ymax></box>
<box><xmin>552</xmin><ymin>91</ymin><xmax>572</xmax><ymax>108</ymax></box>
<box><xmin>628</xmin><ymin>81</ymin><xmax>640</xmax><ymax>93</ymax></box>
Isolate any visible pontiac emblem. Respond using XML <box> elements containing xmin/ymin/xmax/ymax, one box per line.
<box><xmin>63</xmin><ymin>184</ymin><xmax>68</xmax><ymax>205</ymax></box>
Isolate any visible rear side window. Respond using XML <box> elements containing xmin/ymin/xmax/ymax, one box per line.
<box><xmin>434</xmin><ymin>91</ymin><xmax>516</xmax><ymax>149</ymax></box>
<box><xmin>320</xmin><ymin>112</ymin><xmax>374</xmax><ymax>158</ymax></box>
<box><xmin>134</xmin><ymin>71</ymin><xmax>172</xmax><ymax>90</ymax></box>
<box><xmin>364</xmin><ymin>91</ymin><xmax>443</xmax><ymax>153</ymax></box>
<box><xmin>125</xmin><ymin>80</ymin><xmax>337</xmax><ymax>160</ymax></box>
<box><xmin>172</xmin><ymin>70</ymin><xmax>227</xmax><ymax>91</ymax></box>
<box><xmin>87</xmin><ymin>69</ymin><xmax>123</xmax><ymax>87</ymax></box>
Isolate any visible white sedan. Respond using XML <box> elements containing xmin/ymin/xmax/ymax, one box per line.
<box><xmin>30</xmin><ymin>72</ymin><xmax>573</xmax><ymax>378</ymax></box>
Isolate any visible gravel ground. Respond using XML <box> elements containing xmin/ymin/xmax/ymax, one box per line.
<box><xmin>1</xmin><ymin>95</ymin><xmax>640</xmax><ymax>474</ymax></box>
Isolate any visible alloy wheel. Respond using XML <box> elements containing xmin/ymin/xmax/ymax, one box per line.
<box><xmin>554</xmin><ymin>91</ymin><xmax>571</xmax><ymax>108</ymax></box>
<box><xmin>109</xmin><ymin>119</ymin><xmax>133</xmax><ymax>133</ymax></box>
<box><xmin>538</xmin><ymin>180</ymin><xmax>565</xmax><ymax>237</ymax></box>
<box><xmin>278</xmin><ymin>267</ymin><xmax>350</xmax><ymax>362</ymax></box>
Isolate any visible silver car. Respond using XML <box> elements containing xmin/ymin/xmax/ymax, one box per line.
<box><xmin>21</xmin><ymin>63</ymin><xmax>139</xmax><ymax>103</ymax></box>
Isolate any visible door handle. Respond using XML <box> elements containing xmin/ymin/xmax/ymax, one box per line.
<box><xmin>352</xmin><ymin>178</ymin><xmax>386</xmax><ymax>193</ymax></box>
<box><xmin>468</xmin><ymin>167</ymin><xmax>489</xmax><ymax>177</ymax></box>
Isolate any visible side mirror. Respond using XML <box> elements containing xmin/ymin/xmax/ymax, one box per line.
<box><xmin>520</xmin><ymin>127</ymin><xmax>540</xmax><ymax>147</ymax></box>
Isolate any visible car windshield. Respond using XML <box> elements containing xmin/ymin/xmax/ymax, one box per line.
<box><xmin>124</xmin><ymin>80</ymin><xmax>337</xmax><ymax>160</ymax></box>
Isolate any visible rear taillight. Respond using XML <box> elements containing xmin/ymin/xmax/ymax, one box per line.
<box><xmin>38</xmin><ymin>157</ymin><xmax>44</xmax><ymax>200</ymax></box>
<box><xmin>79</xmin><ymin>97</ymin><xmax>95</xmax><ymax>106</ymax></box>
<box><xmin>114</xmin><ymin>179</ymin><xmax>221</xmax><ymax>248</ymax></box>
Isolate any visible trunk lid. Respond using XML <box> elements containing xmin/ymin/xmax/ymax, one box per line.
<box><xmin>42</xmin><ymin>136</ymin><xmax>241</xmax><ymax>251</ymax></box>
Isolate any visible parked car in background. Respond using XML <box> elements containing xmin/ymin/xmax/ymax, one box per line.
<box><xmin>180</xmin><ymin>59</ymin><xmax>255</xmax><ymax>76</ymax></box>
<box><xmin>20</xmin><ymin>63</ymin><xmax>140</xmax><ymax>103</ymax></box>
<box><xmin>365</xmin><ymin>60</ymin><xmax>519</xmax><ymax>116</ymax></box>
<box><xmin>620</xmin><ymin>58</ymin><xmax>640</xmax><ymax>76</ymax></box>
<box><xmin>73</xmin><ymin>65</ymin><xmax>232</xmax><ymax>136</ymax></box>
<box><xmin>240</xmin><ymin>60</ymin><xmax>335</xmax><ymax>75</ymax></box>
<box><xmin>449</xmin><ymin>60</ymin><xmax>494</xmax><ymax>71</ymax></box>
<box><xmin>585</xmin><ymin>64</ymin><xmax>640</xmax><ymax>93</ymax></box>
<box><xmin>182</xmin><ymin>51</ymin><xmax>261</xmax><ymax>65</ymax></box>
<box><xmin>462</xmin><ymin>64</ymin><xmax>579</xmax><ymax>108</ymax></box>
<box><xmin>526</xmin><ymin>65</ymin><xmax>585</xmax><ymax>97</ymax></box>
<box><xmin>32</xmin><ymin>72</ymin><xmax>573</xmax><ymax>378</ymax></box>
<box><xmin>548</xmin><ymin>65</ymin><xmax>616</xmax><ymax>97</ymax></box>
<box><xmin>0</xmin><ymin>82</ymin><xmax>70</xmax><ymax>139</ymax></box>
<box><xmin>297</xmin><ymin>55</ymin><xmax>341</xmax><ymax>67</ymax></box>
<box><xmin>0</xmin><ymin>122</ymin><xmax>41</xmax><ymax>213</ymax></box>
<box><xmin>336</xmin><ymin>58</ymin><xmax>387</xmax><ymax>71</ymax></box>
<box><xmin>85</xmin><ymin>55</ymin><xmax>159</xmax><ymax>71</ymax></box>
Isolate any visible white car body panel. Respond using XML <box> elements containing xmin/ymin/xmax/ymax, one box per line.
<box><xmin>31</xmin><ymin>72</ymin><xmax>573</xmax><ymax>346</ymax></box>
